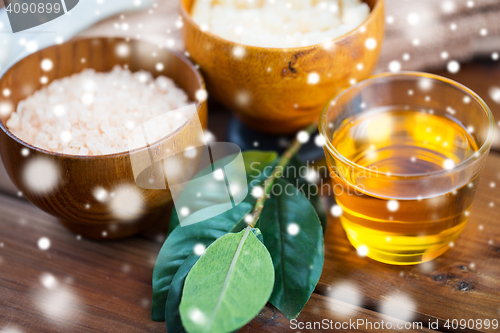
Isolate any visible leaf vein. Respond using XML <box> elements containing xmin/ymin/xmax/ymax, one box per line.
<box><xmin>207</xmin><ymin>226</ymin><xmax>252</xmax><ymax>331</ymax></box>
<box><xmin>276</xmin><ymin>197</ymin><xmax>287</xmax><ymax>306</ymax></box>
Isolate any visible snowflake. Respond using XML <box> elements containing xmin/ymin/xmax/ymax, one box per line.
<box><xmin>447</xmin><ymin>60</ymin><xmax>460</xmax><ymax>73</ymax></box>
<box><xmin>38</xmin><ymin>237</ymin><xmax>51</xmax><ymax>250</ymax></box>
<box><xmin>40</xmin><ymin>59</ymin><xmax>53</xmax><ymax>71</ymax></box>
<box><xmin>287</xmin><ymin>223</ymin><xmax>300</xmax><ymax>236</ymax></box>
<box><xmin>388</xmin><ymin>61</ymin><xmax>401</xmax><ymax>73</ymax></box>
<box><xmin>193</xmin><ymin>243</ymin><xmax>206</xmax><ymax>255</ymax></box>
<box><xmin>387</xmin><ymin>200</ymin><xmax>399</xmax><ymax>212</ymax></box>
<box><xmin>307</xmin><ymin>72</ymin><xmax>320</xmax><ymax>85</ymax></box>
<box><xmin>380</xmin><ymin>293</ymin><xmax>416</xmax><ymax>322</ymax></box>
<box><xmin>296</xmin><ymin>131</ymin><xmax>310</xmax><ymax>143</ymax></box>
<box><xmin>330</xmin><ymin>205</ymin><xmax>342</xmax><ymax>217</ymax></box>
<box><xmin>364</xmin><ymin>38</ymin><xmax>377</xmax><ymax>50</ymax></box>
<box><xmin>356</xmin><ymin>245</ymin><xmax>368</xmax><ymax>257</ymax></box>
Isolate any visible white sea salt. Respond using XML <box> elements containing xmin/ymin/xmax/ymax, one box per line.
<box><xmin>191</xmin><ymin>0</ymin><xmax>370</xmax><ymax>48</ymax></box>
<box><xmin>7</xmin><ymin>66</ymin><xmax>193</xmax><ymax>155</ymax></box>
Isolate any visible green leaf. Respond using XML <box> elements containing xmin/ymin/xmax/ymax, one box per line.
<box><xmin>179</xmin><ymin>227</ymin><xmax>275</xmax><ymax>333</ymax></box>
<box><xmin>258</xmin><ymin>177</ymin><xmax>324</xmax><ymax>320</ymax></box>
<box><xmin>152</xmin><ymin>202</ymin><xmax>253</xmax><ymax>321</ymax></box>
<box><xmin>168</xmin><ymin>151</ymin><xmax>278</xmax><ymax>234</ymax></box>
<box><xmin>165</xmin><ymin>254</ymin><xmax>200</xmax><ymax>333</ymax></box>
<box><xmin>243</xmin><ymin>150</ymin><xmax>278</xmax><ymax>185</ymax></box>
<box><xmin>282</xmin><ymin>156</ymin><xmax>327</xmax><ymax>233</ymax></box>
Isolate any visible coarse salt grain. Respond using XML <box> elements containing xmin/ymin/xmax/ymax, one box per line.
<box><xmin>191</xmin><ymin>0</ymin><xmax>370</xmax><ymax>48</ymax></box>
<box><xmin>7</xmin><ymin>66</ymin><xmax>193</xmax><ymax>155</ymax></box>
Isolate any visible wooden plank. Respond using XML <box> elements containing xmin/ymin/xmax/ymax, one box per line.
<box><xmin>0</xmin><ymin>195</ymin><xmax>166</xmax><ymax>333</ymax></box>
<box><xmin>432</xmin><ymin>61</ymin><xmax>500</xmax><ymax>151</ymax></box>
<box><xmin>0</xmin><ymin>108</ymin><xmax>499</xmax><ymax>332</ymax></box>
<box><xmin>318</xmin><ymin>153</ymin><xmax>500</xmax><ymax>333</ymax></box>
<box><xmin>241</xmin><ymin>293</ymin><xmax>435</xmax><ymax>333</ymax></box>
<box><xmin>0</xmin><ymin>161</ymin><xmax>17</xmax><ymax>195</ymax></box>
<box><xmin>0</xmin><ymin>190</ymin><xmax>435</xmax><ymax>333</ymax></box>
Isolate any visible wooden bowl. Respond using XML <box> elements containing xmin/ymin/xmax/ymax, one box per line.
<box><xmin>180</xmin><ymin>0</ymin><xmax>384</xmax><ymax>134</ymax></box>
<box><xmin>0</xmin><ymin>37</ymin><xmax>207</xmax><ymax>240</ymax></box>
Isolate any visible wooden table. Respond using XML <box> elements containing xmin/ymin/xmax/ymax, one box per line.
<box><xmin>1</xmin><ymin>61</ymin><xmax>499</xmax><ymax>333</ymax></box>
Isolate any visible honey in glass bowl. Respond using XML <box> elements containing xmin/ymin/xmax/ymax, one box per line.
<box><xmin>320</xmin><ymin>73</ymin><xmax>495</xmax><ymax>265</ymax></box>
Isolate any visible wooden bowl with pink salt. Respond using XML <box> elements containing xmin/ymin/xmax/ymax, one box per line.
<box><xmin>0</xmin><ymin>37</ymin><xmax>208</xmax><ymax>240</ymax></box>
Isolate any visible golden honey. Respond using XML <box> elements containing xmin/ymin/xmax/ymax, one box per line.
<box><xmin>328</xmin><ymin>107</ymin><xmax>479</xmax><ymax>265</ymax></box>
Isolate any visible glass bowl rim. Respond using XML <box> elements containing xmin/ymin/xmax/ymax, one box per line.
<box><xmin>319</xmin><ymin>71</ymin><xmax>496</xmax><ymax>179</ymax></box>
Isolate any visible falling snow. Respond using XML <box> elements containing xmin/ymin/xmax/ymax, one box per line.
<box><xmin>327</xmin><ymin>282</ymin><xmax>362</xmax><ymax>317</ymax></box>
<box><xmin>407</xmin><ymin>13</ymin><xmax>420</xmax><ymax>26</ymax></box>
<box><xmin>213</xmin><ymin>169</ymin><xmax>225</xmax><ymax>181</ymax></box>
<box><xmin>331</xmin><ymin>205</ymin><xmax>343</xmax><ymax>217</ymax></box>
<box><xmin>0</xmin><ymin>101</ymin><xmax>13</xmax><ymax>117</ymax></box>
<box><xmin>314</xmin><ymin>134</ymin><xmax>325</xmax><ymax>147</ymax></box>
<box><xmin>443</xmin><ymin>159</ymin><xmax>456</xmax><ymax>170</ymax></box>
<box><xmin>38</xmin><ymin>237</ymin><xmax>51</xmax><ymax>250</ymax></box>
<box><xmin>364</xmin><ymin>38</ymin><xmax>377</xmax><ymax>50</ymax></box>
<box><xmin>23</xmin><ymin>158</ymin><xmax>59</xmax><ymax>194</ymax></box>
<box><xmin>116</xmin><ymin>43</ymin><xmax>130</xmax><ymax>57</ymax></box>
<box><xmin>195</xmin><ymin>89</ymin><xmax>208</xmax><ymax>102</ymax></box>
<box><xmin>297</xmin><ymin>131</ymin><xmax>310</xmax><ymax>143</ymax></box>
<box><xmin>40</xmin><ymin>273</ymin><xmax>58</xmax><ymax>290</ymax></box>
<box><xmin>93</xmin><ymin>187</ymin><xmax>109</xmax><ymax>202</ymax></box>
<box><xmin>388</xmin><ymin>60</ymin><xmax>401</xmax><ymax>73</ymax></box>
<box><xmin>447</xmin><ymin>60</ymin><xmax>460</xmax><ymax>73</ymax></box>
<box><xmin>232</xmin><ymin>46</ymin><xmax>246</xmax><ymax>59</ymax></box>
<box><xmin>244</xmin><ymin>214</ymin><xmax>253</xmax><ymax>224</ymax></box>
<box><xmin>305</xmin><ymin>169</ymin><xmax>318</xmax><ymax>183</ymax></box>
<box><xmin>189</xmin><ymin>307</ymin><xmax>207</xmax><ymax>325</ymax></box>
<box><xmin>110</xmin><ymin>184</ymin><xmax>144</xmax><ymax>220</ymax></box>
<box><xmin>418</xmin><ymin>78</ymin><xmax>432</xmax><ymax>91</ymax></box>
<box><xmin>387</xmin><ymin>200</ymin><xmax>399</xmax><ymax>212</ymax></box>
<box><xmin>489</xmin><ymin>87</ymin><xmax>500</xmax><ymax>103</ymax></box>
<box><xmin>184</xmin><ymin>146</ymin><xmax>198</xmax><ymax>159</ymax></box>
<box><xmin>356</xmin><ymin>245</ymin><xmax>369</xmax><ymax>257</ymax></box>
<box><xmin>307</xmin><ymin>72</ymin><xmax>320</xmax><ymax>85</ymax></box>
<box><xmin>380</xmin><ymin>293</ymin><xmax>416</xmax><ymax>323</ymax></box>
<box><xmin>180</xmin><ymin>207</ymin><xmax>190</xmax><ymax>217</ymax></box>
<box><xmin>193</xmin><ymin>243</ymin><xmax>206</xmax><ymax>256</ymax></box>
<box><xmin>40</xmin><ymin>59</ymin><xmax>54</xmax><ymax>71</ymax></box>
<box><xmin>251</xmin><ymin>186</ymin><xmax>264</xmax><ymax>198</ymax></box>
<box><xmin>287</xmin><ymin>223</ymin><xmax>300</xmax><ymax>236</ymax></box>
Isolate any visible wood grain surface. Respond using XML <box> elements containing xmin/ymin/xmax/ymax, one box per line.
<box><xmin>0</xmin><ymin>95</ymin><xmax>499</xmax><ymax>333</ymax></box>
<box><xmin>317</xmin><ymin>154</ymin><xmax>500</xmax><ymax>333</ymax></box>
<box><xmin>0</xmin><ymin>1</ymin><xmax>499</xmax><ymax>331</ymax></box>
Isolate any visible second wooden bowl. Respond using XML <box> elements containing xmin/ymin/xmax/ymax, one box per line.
<box><xmin>0</xmin><ymin>37</ymin><xmax>207</xmax><ymax>239</ymax></box>
<box><xmin>180</xmin><ymin>0</ymin><xmax>385</xmax><ymax>134</ymax></box>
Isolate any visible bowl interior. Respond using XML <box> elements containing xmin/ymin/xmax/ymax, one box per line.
<box><xmin>0</xmin><ymin>37</ymin><xmax>205</xmax><ymax>156</ymax></box>
<box><xmin>181</xmin><ymin>0</ymin><xmax>380</xmax><ymax>42</ymax></box>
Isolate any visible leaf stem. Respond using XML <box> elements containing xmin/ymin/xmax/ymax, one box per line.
<box><xmin>249</xmin><ymin>122</ymin><xmax>318</xmax><ymax>228</ymax></box>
